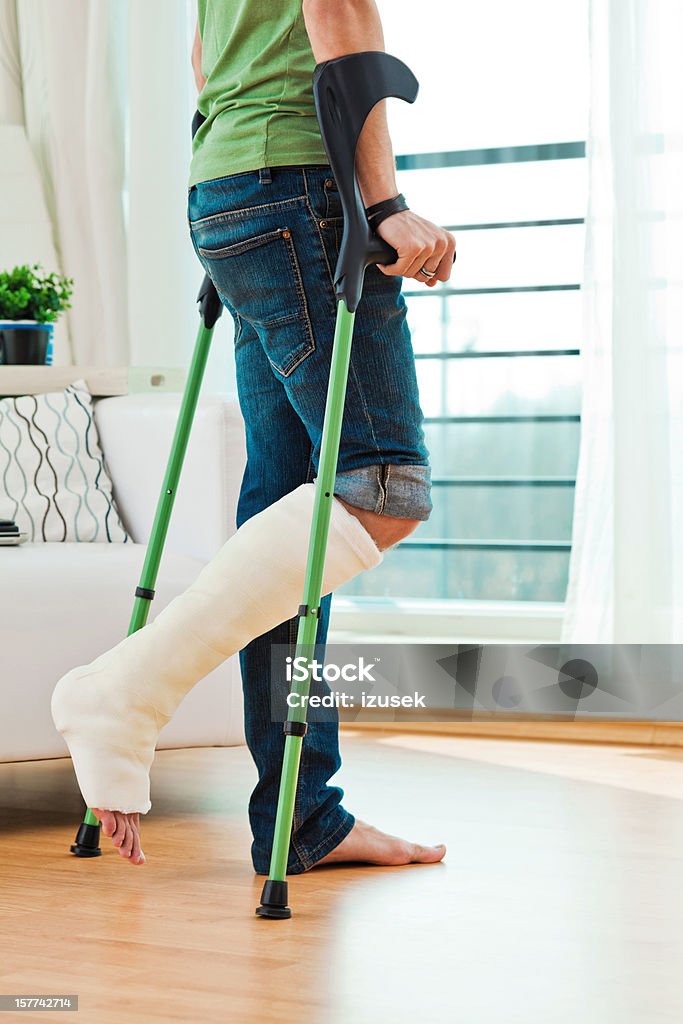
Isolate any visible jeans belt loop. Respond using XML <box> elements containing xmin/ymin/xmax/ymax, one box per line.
<box><xmin>259</xmin><ymin>167</ymin><xmax>273</xmax><ymax>185</ymax></box>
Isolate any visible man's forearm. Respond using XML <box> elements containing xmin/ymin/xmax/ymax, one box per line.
<box><xmin>302</xmin><ymin>0</ymin><xmax>398</xmax><ymax>206</ymax></box>
<box><xmin>192</xmin><ymin>21</ymin><xmax>206</xmax><ymax>92</ymax></box>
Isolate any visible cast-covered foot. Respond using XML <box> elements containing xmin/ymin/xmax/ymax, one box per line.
<box><xmin>51</xmin><ymin>656</ymin><xmax>164</xmax><ymax>817</ymax></box>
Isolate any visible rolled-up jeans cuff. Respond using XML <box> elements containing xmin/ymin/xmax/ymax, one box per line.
<box><xmin>333</xmin><ymin>463</ymin><xmax>432</xmax><ymax>521</ymax></box>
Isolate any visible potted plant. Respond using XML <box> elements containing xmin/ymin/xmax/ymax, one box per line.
<box><xmin>0</xmin><ymin>264</ymin><xmax>74</xmax><ymax>365</ymax></box>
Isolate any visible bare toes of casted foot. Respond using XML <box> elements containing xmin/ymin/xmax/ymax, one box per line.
<box><xmin>315</xmin><ymin>820</ymin><xmax>446</xmax><ymax>868</ymax></box>
<box><xmin>93</xmin><ymin>809</ymin><xmax>145</xmax><ymax>865</ymax></box>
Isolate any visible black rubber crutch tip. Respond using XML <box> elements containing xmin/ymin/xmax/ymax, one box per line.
<box><xmin>70</xmin><ymin>822</ymin><xmax>102</xmax><ymax>857</ymax></box>
<box><xmin>255</xmin><ymin>879</ymin><xmax>292</xmax><ymax>919</ymax></box>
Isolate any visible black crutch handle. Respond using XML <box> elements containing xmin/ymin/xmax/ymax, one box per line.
<box><xmin>312</xmin><ymin>51</ymin><xmax>419</xmax><ymax>311</ymax></box>
<box><xmin>190</xmin><ymin>109</ymin><xmax>223</xmax><ymax>329</ymax></box>
<box><xmin>196</xmin><ymin>274</ymin><xmax>223</xmax><ymax>330</ymax></box>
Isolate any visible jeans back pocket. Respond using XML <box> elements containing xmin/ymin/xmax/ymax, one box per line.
<box><xmin>192</xmin><ymin>219</ymin><xmax>315</xmax><ymax>378</ymax></box>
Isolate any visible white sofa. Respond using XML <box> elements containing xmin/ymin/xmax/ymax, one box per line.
<box><xmin>0</xmin><ymin>392</ymin><xmax>247</xmax><ymax>762</ymax></box>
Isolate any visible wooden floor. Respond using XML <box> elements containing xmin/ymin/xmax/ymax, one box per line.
<box><xmin>2</xmin><ymin>733</ymin><xmax>683</xmax><ymax>1024</ymax></box>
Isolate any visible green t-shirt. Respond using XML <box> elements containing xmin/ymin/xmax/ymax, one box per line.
<box><xmin>189</xmin><ymin>0</ymin><xmax>329</xmax><ymax>186</ymax></box>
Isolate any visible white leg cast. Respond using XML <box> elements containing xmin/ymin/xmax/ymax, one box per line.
<box><xmin>51</xmin><ymin>484</ymin><xmax>381</xmax><ymax>815</ymax></box>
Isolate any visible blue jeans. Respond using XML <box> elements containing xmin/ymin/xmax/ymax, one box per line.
<box><xmin>187</xmin><ymin>164</ymin><xmax>431</xmax><ymax>874</ymax></box>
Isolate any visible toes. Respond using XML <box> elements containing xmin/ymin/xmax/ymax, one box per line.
<box><xmin>94</xmin><ymin>809</ymin><xmax>116</xmax><ymax>838</ymax></box>
<box><xmin>412</xmin><ymin>843</ymin><xmax>446</xmax><ymax>864</ymax></box>
<box><xmin>111</xmin><ymin>813</ymin><xmax>127</xmax><ymax>847</ymax></box>
<box><xmin>93</xmin><ymin>810</ymin><xmax>145</xmax><ymax>863</ymax></box>
<box><xmin>130</xmin><ymin>826</ymin><xmax>145</xmax><ymax>865</ymax></box>
<box><xmin>119</xmin><ymin>822</ymin><xmax>134</xmax><ymax>859</ymax></box>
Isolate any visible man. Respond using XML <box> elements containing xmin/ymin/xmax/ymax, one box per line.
<box><xmin>51</xmin><ymin>0</ymin><xmax>455</xmax><ymax>872</ymax></box>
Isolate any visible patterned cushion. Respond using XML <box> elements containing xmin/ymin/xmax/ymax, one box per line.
<box><xmin>0</xmin><ymin>379</ymin><xmax>128</xmax><ymax>542</ymax></box>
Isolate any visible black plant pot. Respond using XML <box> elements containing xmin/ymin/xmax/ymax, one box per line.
<box><xmin>0</xmin><ymin>323</ymin><xmax>52</xmax><ymax>365</ymax></box>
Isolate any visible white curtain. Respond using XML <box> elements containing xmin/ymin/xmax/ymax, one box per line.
<box><xmin>126</xmin><ymin>0</ymin><xmax>201</xmax><ymax>370</ymax></box>
<box><xmin>562</xmin><ymin>0</ymin><xmax>683</xmax><ymax>643</ymax></box>
<box><xmin>1</xmin><ymin>0</ymin><xmax>203</xmax><ymax>372</ymax></box>
<box><xmin>0</xmin><ymin>0</ymin><xmax>70</xmax><ymax>363</ymax></box>
<box><xmin>12</xmin><ymin>0</ymin><xmax>129</xmax><ymax>365</ymax></box>
<box><xmin>0</xmin><ymin>0</ymin><xmax>22</xmax><ymax>123</ymax></box>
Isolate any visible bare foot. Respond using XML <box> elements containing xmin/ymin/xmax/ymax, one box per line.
<box><xmin>92</xmin><ymin>808</ymin><xmax>145</xmax><ymax>865</ymax></box>
<box><xmin>315</xmin><ymin>820</ymin><xmax>446</xmax><ymax>868</ymax></box>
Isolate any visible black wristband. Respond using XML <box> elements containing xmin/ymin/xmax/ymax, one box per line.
<box><xmin>365</xmin><ymin>192</ymin><xmax>409</xmax><ymax>229</ymax></box>
<box><xmin>365</xmin><ymin>193</ymin><xmax>406</xmax><ymax>218</ymax></box>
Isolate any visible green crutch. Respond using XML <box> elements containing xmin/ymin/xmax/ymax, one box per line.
<box><xmin>68</xmin><ymin>110</ymin><xmax>225</xmax><ymax>857</ymax></box>
<box><xmin>256</xmin><ymin>51</ymin><xmax>418</xmax><ymax>919</ymax></box>
<box><xmin>68</xmin><ymin>286</ymin><xmax>223</xmax><ymax>856</ymax></box>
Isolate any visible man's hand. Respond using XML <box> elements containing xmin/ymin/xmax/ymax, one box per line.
<box><xmin>375</xmin><ymin>211</ymin><xmax>456</xmax><ymax>286</ymax></box>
